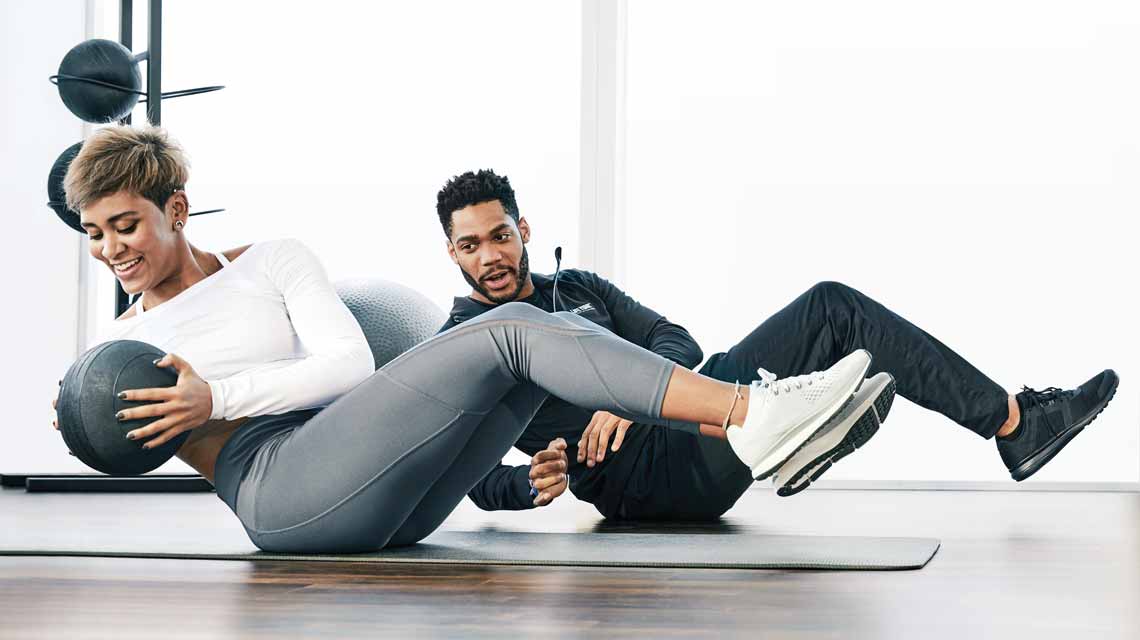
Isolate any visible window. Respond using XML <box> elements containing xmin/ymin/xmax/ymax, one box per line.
<box><xmin>624</xmin><ymin>0</ymin><xmax>1139</xmax><ymax>482</ymax></box>
<box><xmin>90</xmin><ymin>0</ymin><xmax>582</xmax><ymax>340</ymax></box>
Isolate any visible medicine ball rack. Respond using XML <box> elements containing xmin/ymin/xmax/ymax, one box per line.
<box><xmin>49</xmin><ymin>0</ymin><xmax>225</xmax><ymax>319</ymax></box>
<box><xmin>4</xmin><ymin>0</ymin><xmax>221</xmax><ymax>493</ymax></box>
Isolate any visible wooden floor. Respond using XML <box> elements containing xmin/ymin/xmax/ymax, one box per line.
<box><xmin>1</xmin><ymin>486</ymin><xmax>1137</xmax><ymax>639</ymax></box>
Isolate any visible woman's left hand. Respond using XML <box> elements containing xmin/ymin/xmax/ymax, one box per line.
<box><xmin>118</xmin><ymin>353</ymin><xmax>214</xmax><ymax>449</ymax></box>
<box><xmin>577</xmin><ymin>410</ymin><xmax>633</xmax><ymax>468</ymax></box>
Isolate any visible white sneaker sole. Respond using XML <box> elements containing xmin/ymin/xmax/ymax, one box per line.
<box><xmin>744</xmin><ymin>350</ymin><xmax>873</xmax><ymax>481</ymax></box>
<box><xmin>775</xmin><ymin>373</ymin><xmax>896</xmax><ymax>496</ymax></box>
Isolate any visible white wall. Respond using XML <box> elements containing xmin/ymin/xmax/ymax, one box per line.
<box><xmin>624</xmin><ymin>0</ymin><xmax>1139</xmax><ymax>483</ymax></box>
<box><xmin>0</xmin><ymin>0</ymin><xmax>89</xmax><ymax>472</ymax></box>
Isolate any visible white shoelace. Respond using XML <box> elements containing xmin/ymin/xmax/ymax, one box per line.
<box><xmin>755</xmin><ymin>367</ymin><xmax>827</xmax><ymax>396</ymax></box>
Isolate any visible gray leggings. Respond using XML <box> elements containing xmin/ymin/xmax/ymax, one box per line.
<box><xmin>232</xmin><ymin>302</ymin><xmax>677</xmax><ymax>553</ymax></box>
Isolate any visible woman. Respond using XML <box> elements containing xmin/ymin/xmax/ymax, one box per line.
<box><xmin>52</xmin><ymin>126</ymin><xmax>871</xmax><ymax>553</ymax></box>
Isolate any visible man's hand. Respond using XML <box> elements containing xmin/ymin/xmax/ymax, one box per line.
<box><xmin>116</xmin><ymin>353</ymin><xmax>214</xmax><ymax>449</ymax></box>
<box><xmin>577</xmin><ymin>410</ymin><xmax>633</xmax><ymax>468</ymax></box>
<box><xmin>529</xmin><ymin>438</ymin><xmax>569</xmax><ymax>507</ymax></box>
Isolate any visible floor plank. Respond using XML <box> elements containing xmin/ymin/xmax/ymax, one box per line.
<box><xmin>1</xmin><ymin>487</ymin><xmax>1137</xmax><ymax>639</ymax></box>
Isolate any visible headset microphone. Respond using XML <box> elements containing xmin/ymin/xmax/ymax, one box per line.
<box><xmin>552</xmin><ymin>247</ymin><xmax>563</xmax><ymax>312</ymax></box>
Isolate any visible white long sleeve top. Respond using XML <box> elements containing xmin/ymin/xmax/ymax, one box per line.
<box><xmin>96</xmin><ymin>238</ymin><xmax>375</xmax><ymax>420</ymax></box>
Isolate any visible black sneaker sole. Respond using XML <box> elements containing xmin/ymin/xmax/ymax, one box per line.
<box><xmin>1009</xmin><ymin>371</ymin><xmax>1120</xmax><ymax>482</ymax></box>
<box><xmin>776</xmin><ymin>376</ymin><xmax>896</xmax><ymax>497</ymax></box>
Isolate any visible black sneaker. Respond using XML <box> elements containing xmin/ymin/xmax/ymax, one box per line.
<box><xmin>998</xmin><ymin>369</ymin><xmax>1119</xmax><ymax>481</ymax></box>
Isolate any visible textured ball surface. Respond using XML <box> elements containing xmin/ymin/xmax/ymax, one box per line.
<box><xmin>335</xmin><ymin>278</ymin><xmax>446</xmax><ymax>369</ymax></box>
<box><xmin>57</xmin><ymin>340</ymin><xmax>185</xmax><ymax>475</ymax></box>
<box><xmin>56</xmin><ymin>39</ymin><xmax>141</xmax><ymax>123</ymax></box>
<box><xmin>47</xmin><ymin>141</ymin><xmax>84</xmax><ymax>232</ymax></box>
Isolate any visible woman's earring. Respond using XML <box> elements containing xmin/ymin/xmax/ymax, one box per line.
<box><xmin>174</xmin><ymin>220</ymin><xmax>185</xmax><ymax>231</ymax></box>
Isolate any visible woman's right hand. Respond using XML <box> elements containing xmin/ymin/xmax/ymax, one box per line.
<box><xmin>51</xmin><ymin>380</ymin><xmax>60</xmax><ymax>431</ymax></box>
<box><xmin>52</xmin><ymin>381</ymin><xmax>77</xmax><ymax>456</ymax></box>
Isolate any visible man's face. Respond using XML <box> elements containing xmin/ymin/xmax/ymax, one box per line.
<box><xmin>447</xmin><ymin>200</ymin><xmax>531</xmax><ymax>304</ymax></box>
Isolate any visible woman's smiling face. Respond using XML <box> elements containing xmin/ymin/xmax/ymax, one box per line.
<box><xmin>80</xmin><ymin>190</ymin><xmax>186</xmax><ymax>295</ymax></box>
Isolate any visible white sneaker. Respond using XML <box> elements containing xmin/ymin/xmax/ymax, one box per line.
<box><xmin>726</xmin><ymin>349</ymin><xmax>872</xmax><ymax>480</ymax></box>
<box><xmin>772</xmin><ymin>372</ymin><xmax>896</xmax><ymax>497</ymax></box>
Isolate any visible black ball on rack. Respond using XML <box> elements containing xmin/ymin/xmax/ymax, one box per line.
<box><xmin>47</xmin><ymin>141</ymin><xmax>85</xmax><ymax>233</ymax></box>
<box><xmin>55</xmin><ymin>39</ymin><xmax>141</xmax><ymax>123</ymax></box>
<box><xmin>57</xmin><ymin>340</ymin><xmax>188</xmax><ymax>476</ymax></box>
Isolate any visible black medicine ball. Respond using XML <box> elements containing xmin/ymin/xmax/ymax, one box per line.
<box><xmin>57</xmin><ymin>340</ymin><xmax>189</xmax><ymax>475</ymax></box>
<box><xmin>55</xmin><ymin>39</ymin><xmax>142</xmax><ymax>123</ymax></box>
<box><xmin>47</xmin><ymin>141</ymin><xmax>84</xmax><ymax>233</ymax></box>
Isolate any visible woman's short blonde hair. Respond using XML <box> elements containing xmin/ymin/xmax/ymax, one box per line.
<box><xmin>64</xmin><ymin>126</ymin><xmax>190</xmax><ymax>213</ymax></box>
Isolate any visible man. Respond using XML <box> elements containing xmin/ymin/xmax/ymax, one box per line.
<box><xmin>436</xmin><ymin>169</ymin><xmax>1119</xmax><ymax>519</ymax></box>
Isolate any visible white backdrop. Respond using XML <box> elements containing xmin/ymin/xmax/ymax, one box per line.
<box><xmin>7</xmin><ymin>1</ymin><xmax>1135</xmax><ymax>483</ymax></box>
<box><xmin>624</xmin><ymin>0</ymin><xmax>1139</xmax><ymax>482</ymax></box>
<box><xmin>86</xmin><ymin>0</ymin><xmax>582</xmax><ymax>336</ymax></box>
<box><xmin>0</xmin><ymin>0</ymin><xmax>87</xmax><ymax>473</ymax></box>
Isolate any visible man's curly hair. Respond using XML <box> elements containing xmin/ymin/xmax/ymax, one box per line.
<box><xmin>436</xmin><ymin>169</ymin><xmax>519</xmax><ymax>237</ymax></box>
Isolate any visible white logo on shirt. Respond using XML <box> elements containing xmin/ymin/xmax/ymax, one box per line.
<box><xmin>570</xmin><ymin>303</ymin><xmax>594</xmax><ymax>315</ymax></box>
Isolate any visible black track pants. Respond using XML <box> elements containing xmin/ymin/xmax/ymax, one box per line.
<box><xmin>611</xmin><ymin>281</ymin><xmax>1009</xmax><ymax>520</ymax></box>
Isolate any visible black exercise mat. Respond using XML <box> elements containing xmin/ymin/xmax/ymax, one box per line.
<box><xmin>0</xmin><ymin>472</ymin><xmax>208</xmax><ymax>489</ymax></box>
<box><xmin>0</xmin><ymin>530</ymin><xmax>938</xmax><ymax>570</ymax></box>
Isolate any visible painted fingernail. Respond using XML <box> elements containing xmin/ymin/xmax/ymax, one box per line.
<box><xmin>125</xmin><ymin>432</ymin><xmax>135</xmax><ymax>440</ymax></box>
<box><xmin>117</xmin><ymin>391</ymin><xmax>127</xmax><ymax>400</ymax></box>
<box><xmin>153</xmin><ymin>358</ymin><xmax>161</xmax><ymax>366</ymax></box>
<box><xmin>116</xmin><ymin>412</ymin><xmax>125</xmax><ymax>421</ymax></box>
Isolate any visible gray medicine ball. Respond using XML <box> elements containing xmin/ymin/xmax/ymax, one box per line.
<box><xmin>335</xmin><ymin>278</ymin><xmax>446</xmax><ymax>369</ymax></box>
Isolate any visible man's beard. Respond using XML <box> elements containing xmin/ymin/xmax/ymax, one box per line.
<box><xmin>462</xmin><ymin>247</ymin><xmax>531</xmax><ymax>304</ymax></box>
